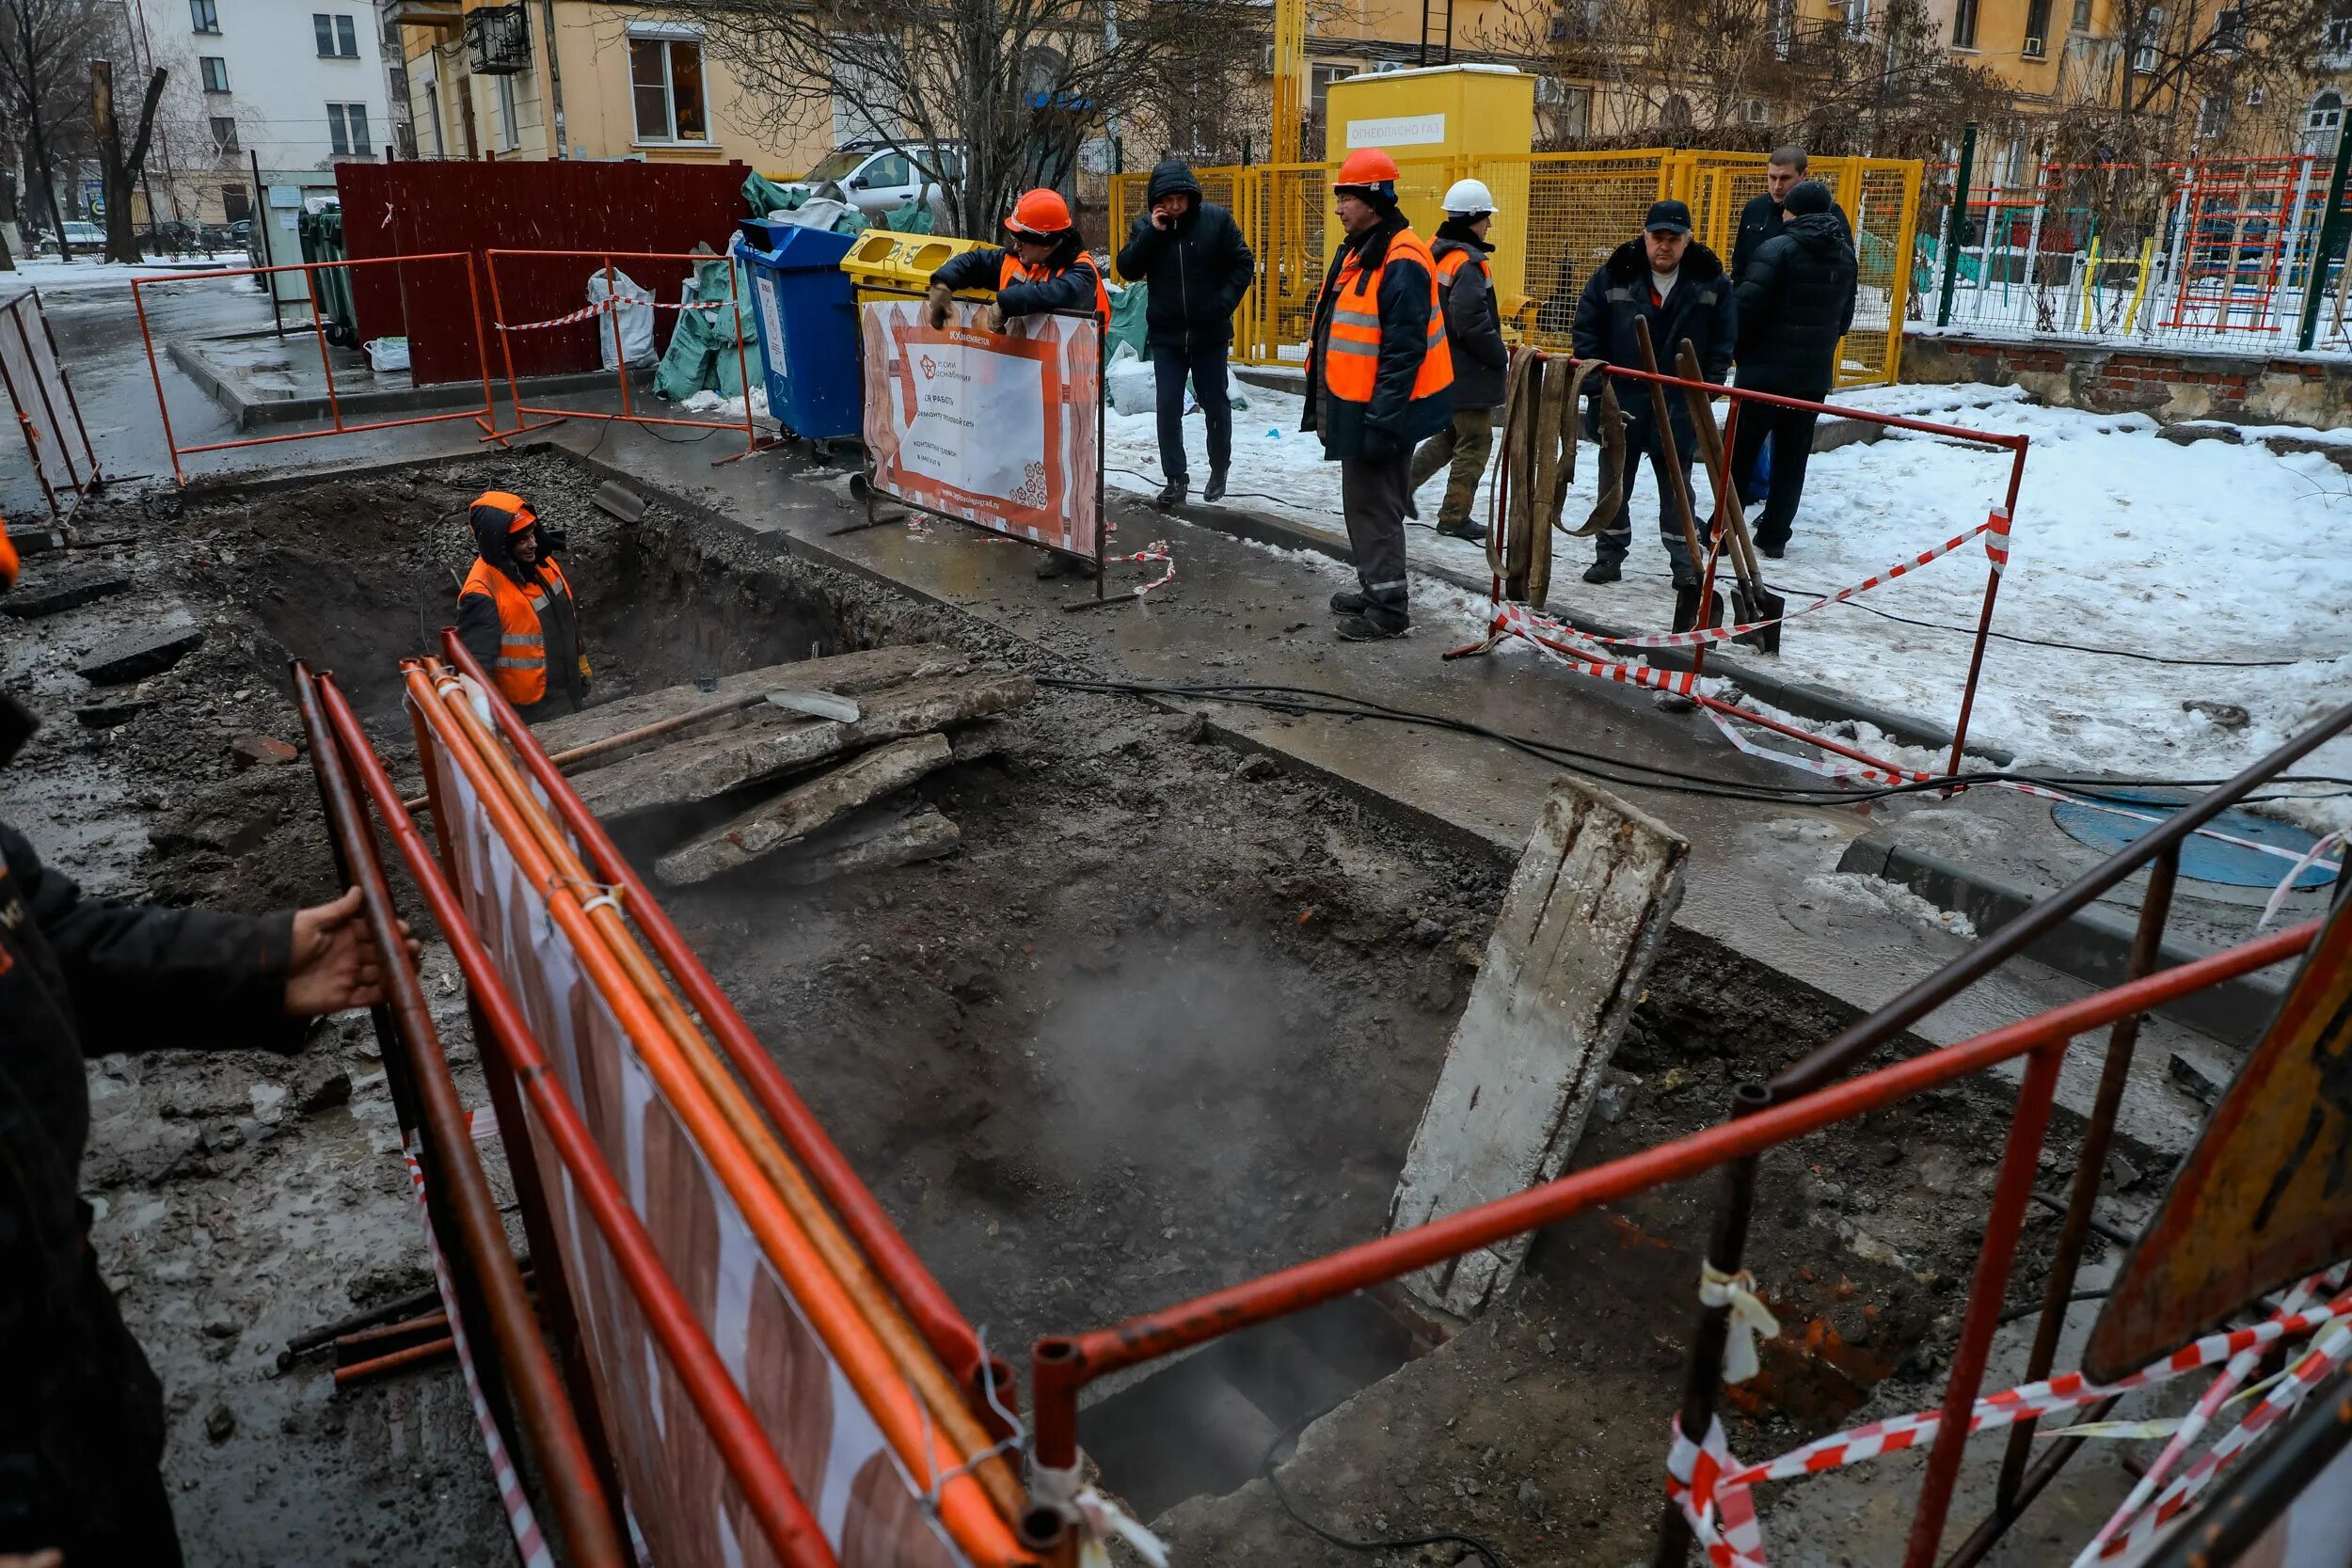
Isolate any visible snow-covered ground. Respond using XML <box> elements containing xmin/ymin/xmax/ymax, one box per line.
<box><xmin>1107</xmin><ymin>375</ymin><xmax>2352</xmax><ymax>830</ymax></box>
<box><xmin>2</xmin><ymin>253</ymin><xmax>248</xmax><ymax>295</ymax></box>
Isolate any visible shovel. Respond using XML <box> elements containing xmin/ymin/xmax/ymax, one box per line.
<box><xmin>1630</xmin><ymin>319</ymin><xmax>1721</xmax><ymax>637</ymax></box>
<box><xmin>1674</xmin><ymin>341</ymin><xmax>1786</xmax><ymax>653</ymax></box>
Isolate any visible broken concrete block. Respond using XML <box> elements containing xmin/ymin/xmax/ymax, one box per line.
<box><xmin>2</xmin><ymin>566</ymin><xmax>132</xmax><ymax>619</ymax></box>
<box><xmin>770</xmin><ymin>805</ymin><xmax>960</xmax><ymax>886</ymax></box>
<box><xmin>1389</xmin><ymin>776</ymin><xmax>1689</xmax><ymax>1318</ymax></box>
<box><xmin>230</xmin><ymin>733</ymin><xmax>298</xmax><ymax>768</ymax></box>
<box><xmin>79</xmin><ymin>624</ymin><xmax>203</xmax><ymax>685</ymax></box>
<box><xmin>591</xmin><ymin>480</ymin><xmax>647</xmax><ymax>523</ymax></box>
<box><xmin>6</xmin><ymin>524</ymin><xmax>62</xmax><ymax>558</ymax></box>
<box><xmin>75</xmin><ymin>698</ymin><xmax>155</xmax><ymax>728</ymax></box>
<box><xmin>655</xmin><ymin>733</ymin><xmax>953</xmax><ymax>886</ymax></box>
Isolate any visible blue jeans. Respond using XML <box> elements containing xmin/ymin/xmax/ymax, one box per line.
<box><xmin>1152</xmin><ymin>341</ymin><xmax>1232</xmax><ymax>486</ymax></box>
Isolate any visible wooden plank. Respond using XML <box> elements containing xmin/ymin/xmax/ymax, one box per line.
<box><xmin>531</xmin><ymin>644</ymin><xmax>966</xmax><ymax>763</ymax></box>
<box><xmin>1387</xmin><ymin>777</ymin><xmax>1689</xmax><ymax>1319</ymax></box>
<box><xmin>569</xmin><ymin>670</ymin><xmax>1031</xmax><ymax>825</ymax></box>
<box><xmin>654</xmin><ymin>734</ymin><xmax>954</xmax><ymax>887</ymax></box>
<box><xmin>769</xmin><ymin>806</ymin><xmax>961</xmax><ymax>886</ymax></box>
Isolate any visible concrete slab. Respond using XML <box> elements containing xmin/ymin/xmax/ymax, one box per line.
<box><xmin>78</xmin><ymin>620</ymin><xmax>203</xmax><ymax>684</ymax></box>
<box><xmin>2</xmin><ymin>565</ymin><xmax>133</xmax><ymax>619</ymax></box>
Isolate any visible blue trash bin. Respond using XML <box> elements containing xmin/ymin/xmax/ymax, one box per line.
<box><xmin>733</xmin><ymin>223</ymin><xmax>860</xmax><ymax>443</ymax></box>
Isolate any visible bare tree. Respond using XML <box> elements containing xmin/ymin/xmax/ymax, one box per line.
<box><xmin>91</xmin><ymin>58</ymin><xmax>167</xmax><ymax>261</ymax></box>
<box><xmin>0</xmin><ymin>0</ymin><xmax>115</xmax><ymax>259</ymax></box>
<box><xmin>648</xmin><ymin>0</ymin><xmax>1265</xmax><ymax>239</ymax></box>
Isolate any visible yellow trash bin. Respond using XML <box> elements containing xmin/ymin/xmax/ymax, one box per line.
<box><xmin>840</xmin><ymin>230</ymin><xmax>994</xmax><ymax>308</ymax></box>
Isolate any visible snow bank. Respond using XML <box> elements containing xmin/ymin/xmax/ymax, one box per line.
<box><xmin>1106</xmin><ymin>376</ymin><xmax>2352</xmax><ymax>823</ymax></box>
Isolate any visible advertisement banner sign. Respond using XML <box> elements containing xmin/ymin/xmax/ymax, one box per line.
<box><xmin>425</xmin><ymin>713</ymin><xmax>968</xmax><ymax>1568</ymax></box>
<box><xmin>860</xmin><ymin>298</ymin><xmax>1100</xmax><ymax>559</ymax></box>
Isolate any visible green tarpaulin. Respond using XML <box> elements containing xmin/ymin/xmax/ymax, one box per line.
<box><xmin>654</xmin><ymin>248</ymin><xmax>766</xmax><ymax>404</ymax></box>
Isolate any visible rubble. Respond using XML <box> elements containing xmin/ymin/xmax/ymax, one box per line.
<box><xmin>2</xmin><ymin>565</ymin><xmax>133</xmax><ymax>619</ymax></box>
<box><xmin>78</xmin><ymin>621</ymin><xmax>204</xmax><ymax>684</ymax></box>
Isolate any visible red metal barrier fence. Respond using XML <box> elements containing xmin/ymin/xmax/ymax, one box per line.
<box><xmin>0</xmin><ymin>287</ymin><xmax>103</xmax><ymax>524</ymax></box>
<box><xmin>133</xmin><ymin>252</ymin><xmax>502</xmax><ymax>484</ymax></box>
<box><xmin>339</xmin><ymin>160</ymin><xmax>750</xmax><ymax>386</ymax></box>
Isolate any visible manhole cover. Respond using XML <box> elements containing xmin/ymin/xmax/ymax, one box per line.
<box><xmin>2050</xmin><ymin>788</ymin><xmax>2340</xmax><ymax>891</ymax></box>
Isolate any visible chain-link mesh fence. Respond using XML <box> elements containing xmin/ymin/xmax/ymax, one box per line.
<box><xmin>1110</xmin><ymin>149</ymin><xmax>1923</xmax><ymax>384</ymax></box>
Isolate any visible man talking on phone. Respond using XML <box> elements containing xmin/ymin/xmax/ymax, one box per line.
<box><xmin>1115</xmin><ymin>158</ymin><xmax>1255</xmax><ymax>510</ymax></box>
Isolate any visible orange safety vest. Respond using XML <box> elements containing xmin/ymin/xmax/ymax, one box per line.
<box><xmin>460</xmin><ymin>555</ymin><xmax>575</xmax><ymax>707</ymax></box>
<box><xmin>996</xmin><ymin>251</ymin><xmax>1111</xmax><ymax>322</ymax></box>
<box><xmin>1323</xmin><ymin>228</ymin><xmax>1453</xmax><ymax>405</ymax></box>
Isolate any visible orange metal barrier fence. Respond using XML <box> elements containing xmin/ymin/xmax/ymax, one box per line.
<box><xmin>134</xmin><ymin>252</ymin><xmax>504</xmax><ymax>485</ymax></box>
<box><xmin>0</xmin><ymin>286</ymin><xmax>103</xmax><ymax>524</ymax></box>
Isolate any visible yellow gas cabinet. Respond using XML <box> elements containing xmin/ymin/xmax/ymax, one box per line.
<box><xmin>1321</xmin><ymin>64</ymin><xmax>1536</xmax><ymax>316</ymax></box>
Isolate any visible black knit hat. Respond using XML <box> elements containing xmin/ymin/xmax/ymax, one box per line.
<box><xmin>1785</xmin><ymin>180</ymin><xmax>1833</xmax><ymax>216</ymax></box>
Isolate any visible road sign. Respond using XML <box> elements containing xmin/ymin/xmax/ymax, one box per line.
<box><xmin>2087</xmin><ymin>893</ymin><xmax>2352</xmax><ymax>1382</ymax></box>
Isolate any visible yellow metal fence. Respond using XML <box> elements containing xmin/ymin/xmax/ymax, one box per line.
<box><xmin>1110</xmin><ymin>150</ymin><xmax>1923</xmax><ymax>388</ymax></box>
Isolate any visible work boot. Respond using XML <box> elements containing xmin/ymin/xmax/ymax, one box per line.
<box><xmin>1404</xmin><ymin>489</ymin><xmax>1420</xmax><ymax>521</ymax></box>
<box><xmin>1582</xmin><ymin>560</ymin><xmax>1621</xmax><ymax>584</ymax></box>
<box><xmin>1154</xmin><ymin>479</ymin><xmax>1187</xmax><ymax>512</ymax></box>
<box><xmin>1328</xmin><ymin>589</ymin><xmax>1370</xmax><ymax>615</ymax></box>
<box><xmin>1757</xmin><ymin>540</ymin><xmax>1786</xmax><ymax>560</ymax></box>
<box><xmin>1036</xmin><ymin>551</ymin><xmax>1085</xmax><ymax>580</ymax></box>
<box><xmin>1335</xmin><ymin>608</ymin><xmax>1411</xmax><ymax>641</ymax></box>
<box><xmin>1203</xmin><ymin>467</ymin><xmax>1228</xmax><ymax>504</ymax></box>
<box><xmin>1437</xmin><ymin>519</ymin><xmax>1488</xmax><ymax>545</ymax></box>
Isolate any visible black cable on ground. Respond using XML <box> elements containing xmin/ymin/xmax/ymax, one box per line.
<box><xmin>1263</xmin><ymin>1403</ymin><xmax>1513</xmax><ymax>1568</ymax></box>
<box><xmin>1039</xmin><ymin>674</ymin><xmax>2352</xmax><ymax>812</ymax></box>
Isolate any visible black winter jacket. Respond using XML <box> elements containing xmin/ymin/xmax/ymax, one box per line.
<box><xmin>1432</xmin><ymin>230</ymin><xmax>1508</xmax><ymax>409</ymax></box>
<box><xmin>1730</xmin><ymin>190</ymin><xmax>1851</xmax><ymax>284</ymax></box>
<box><xmin>1299</xmin><ymin>214</ymin><xmax>1454</xmax><ymax>462</ymax></box>
<box><xmin>1733</xmin><ymin>212</ymin><xmax>1858</xmax><ymax>398</ymax></box>
<box><xmin>931</xmin><ymin>231</ymin><xmax>1106</xmax><ymax>318</ymax></box>
<box><xmin>1571</xmin><ymin>238</ymin><xmax>1736</xmax><ymax>434</ymax></box>
<box><xmin>0</xmin><ymin>694</ymin><xmax>300</xmax><ymax>1560</ymax></box>
<box><xmin>456</xmin><ymin>496</ymin><xmax>587</xmax><ymax>715</ymax></box>
<box><xmin>1114</xmin><ymin>159</ymin><xmax>1254</xmax><ymax>351</ymax></box>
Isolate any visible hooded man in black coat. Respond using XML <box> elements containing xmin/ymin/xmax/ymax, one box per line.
<box><xmin>1730</xmin><ymin>146</ymin><xmax>1851</xmax><ymax>285</ymax></box>
<box><xmin>1730</xmin><ymin>179</ymin><xmax>1857</xmax><ymax>556</ymax></box>
<box><xmin>1115</xmin><ymin>157</ymin><xmax>1255</xmax><ymax>509</ymax></box>
<box><xmin>1571</xmin><ymin>199</ymin><xmax>1736</xmax><ymax>588</ymax></box>
<box><xmin>0</xmin><ymin>528</ymin><xmax>412</xmax><ymax>1566</ymax></box>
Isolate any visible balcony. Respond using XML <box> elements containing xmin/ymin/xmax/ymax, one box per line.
<box><xmin>463</xmin><ymin>2</ymin><xmax>531</xmax><ymax>72</ymax></box>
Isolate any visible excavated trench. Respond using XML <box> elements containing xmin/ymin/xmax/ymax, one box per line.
<box><xmin>99</xmin><ymin>451</ymin><xmax>2077</xmax><ymax>1559</ymax></box>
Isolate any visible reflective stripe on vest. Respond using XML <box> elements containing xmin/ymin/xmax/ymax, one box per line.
<box><xmin>995</xmin><ymin>251</ymin><xmax>1111</xmax><ymax>321</ymax></box>
<box><xmin>461</xmin><ymin>557</ymin><xmax>568</xmax><ymax>706</ymax></box>
<box><xmin>1321</xmin><ymin>228</ymin><xmax>1453</xmax><ymax>405</ymax></box>
<box><xmin>1435</xmin><ymin>248</ymin><xmax>1490</xmax><ymax>290</ymax></box>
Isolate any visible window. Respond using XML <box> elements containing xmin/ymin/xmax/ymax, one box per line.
<box><xmin>2023</xmin><ymin>0</ymin><xmax>2049</xmax><ymax>52</ymax></box>
<box><xmin>222</xmin><ymin>182</ymin><xmax>249</xmax><ymax>221</ymax></box>
<box><xmin>2211</xmin><ymin>6</ymin><xmax>2243</xmax><ymax>49</ymax></box>
<box><xmin>2309</xmin><ymin>88</ymin><xmax>2344</xmax><ymax>152</ymax></box>
<box><xmin>2133</xmin><ymin>5</ymin><xmax>2160</xmax><ymax>70</ymax></box>
<box><xmin>1951</xmin><ymin>0</ymin><xmax>1979</xmax><ymax>46</ymax></box>
<box><xmin>857</xmin><ymin>151</ymin><xmax>911</xmax><ymax>188</ymax></box>
<box><xmin>2328</xmin><ymin>4</ymin><xmax>2352</xmax><ymax>53</ymax></box>
<box><xmin>628</xmin><ymin>34</ymin><xmax>707</xmax><ymax>143</ymax></box>
<box><xmin>210</xmin><ymin>115</ymin><xmax>237</xmax><ymax>152</ymax></box>
<box><xmin>495</xmin><ymin>72</ymin><xmax>518</xmax><ymax>149</ymax></box>
<box><xmin>200</xmin><ymin>55</ymin><xmax>229</xmax><ymax>90</ymax></box>
<box><xmin>326</xmin><ymin>101</ymin><xmax>372</xmax><ymax>155</ymax></box>
<box><xmin>1845</xmin><ymin>0</ymin><xmax>1869</xmax><ymax>38</ymax></box>
<box><xmin>190</xmin><ymin>0</ymin><xmax>217</xmax><ymax>31</ymax></box>
<box><xmin>1770</xmin><ymin>0</ymin><xmax>1793</xmax><ymax>55</ymax></box>
<box><xmin>314</xmin><ymin>12</ymin><xmax>358</xmax><ymax>55</ymax></box>
<box><xmin>2071</xmin><ymin>0</ymin><xmax>2089</xmax><ymax>27</ymax></box>
<box><xmin>1309</xmin><ymin>62</ymin><xmax>1352</xmax><ymax>126</ymax></box>
<box><xmin>2197</xmin><ymin>92</ymin><xmax>2226</xmax><ymax>137</ymax></box>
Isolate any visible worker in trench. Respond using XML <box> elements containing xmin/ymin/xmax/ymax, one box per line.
<box><xmin>457</xmin><ymin>489</ymin><xmax>591</xmax><ymax>719</ymax></box>
<box><xmin>1302</xmin><ymin>147</ymin><xmax>1455</xmax><ymax>641</ymax></box>
<box><xmin>924</xmin><ymin>187</ymin><xmax>1111</xmax><ymax>581</ymax></box>
<box><xmin>0</xmin><ymin>526</ymin><xmax>420</xmax><ymax>1567</ymax></box>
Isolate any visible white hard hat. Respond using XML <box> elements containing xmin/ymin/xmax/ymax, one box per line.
<box><xmin>1442</xmin><ymin>178</ymin><xmax>1497</xmax><ymax>215</ymax></box>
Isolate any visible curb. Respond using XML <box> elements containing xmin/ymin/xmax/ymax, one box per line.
<box><xmin>167</xmin><ymin>338</ymin><xmax>655</xmax><ymax>432</ymax></box>
<box><xmin>1838</xmin><ymin>832</ymin><xmax>2281</xmax><ymax>1047</ymax></box>
<box><xmin>1165</xmin><ymin>494</ymin><xmax>2010</xmax><ymax>764</ymax></box>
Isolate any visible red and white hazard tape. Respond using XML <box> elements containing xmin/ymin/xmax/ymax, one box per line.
<box><xmin>1669</xmin><ymin>1272</ymin><xmax>2352</xmax><ymax>1568</ymax></box>
<box><xmin>494</xmin><ymin>297</ymin><xmax>723</xmax><ymax>332</ymax></box>
<box><xmin>1588</xmin><ymin>508</ymin><xmax>2012</xmax><ymax>653</ymax></box>
<box><xmin>402</xmin><ymin>1128</ymin><xmax>552</xmax><ymax>1568</ymax></box>
<box><xmin>1112</xmin><ymin>539</ymin><xmax>1176</xmax><ymax>596</ymax></box>
<box><xmin>1705</xmin><ymin>705</ymin><xmax>1935</xmax><ymax>788</ymax></box>
<box><xmin>1490</xmin><ymin>601</ymin><xmax>1705</xmax><ymax>696</ymax></box>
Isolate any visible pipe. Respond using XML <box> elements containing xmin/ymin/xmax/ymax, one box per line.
<box><xmin>315</xmin><ymin>669</ymin><xmax>841</xmax><ymax>1568</ymax></box>
<box><xmin>1026</xmin><ymin>917</ymin><xmax>2319</xmax><ymax>1471</ymax></box>
<box><xmin>1776</xmin><ymin>697</ymin><xmax>2352</xmax><ymax>1101</ymax></box>
<box><xmin>436</xmin><ymin>633</ymin><xmax>992</xmax><ymax>1400</ymax></box>
<box><xmin>334</xmin><ymin>1333</ymin><xmax>457</xmax><ymax>1385</ymax></box>
<box><xmin>293</xmin><ymin>663</ymin><xmax>623</xmax><ymax>1568</ymax></box>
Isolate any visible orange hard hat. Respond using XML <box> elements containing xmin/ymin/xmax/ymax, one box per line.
<box><xmin>1332</xmin><ymin>148</ymin><xmax>1401</xmax><ymax>190</ymax></box>
<box><xmin>1006</xmin><ymin>188</ymin><xmax>1073</xmax><ymax>238</ymax></box>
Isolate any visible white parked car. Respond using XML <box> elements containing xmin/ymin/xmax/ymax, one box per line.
<box><xmin>46</xmin><ymin>221</ymin><xmax>106</xmax><ymax>254</ymax></box>
<box><xmin>779</xmin><ymin>143</ymin><xmax>961</xmax><ymax>229</ymax></box>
